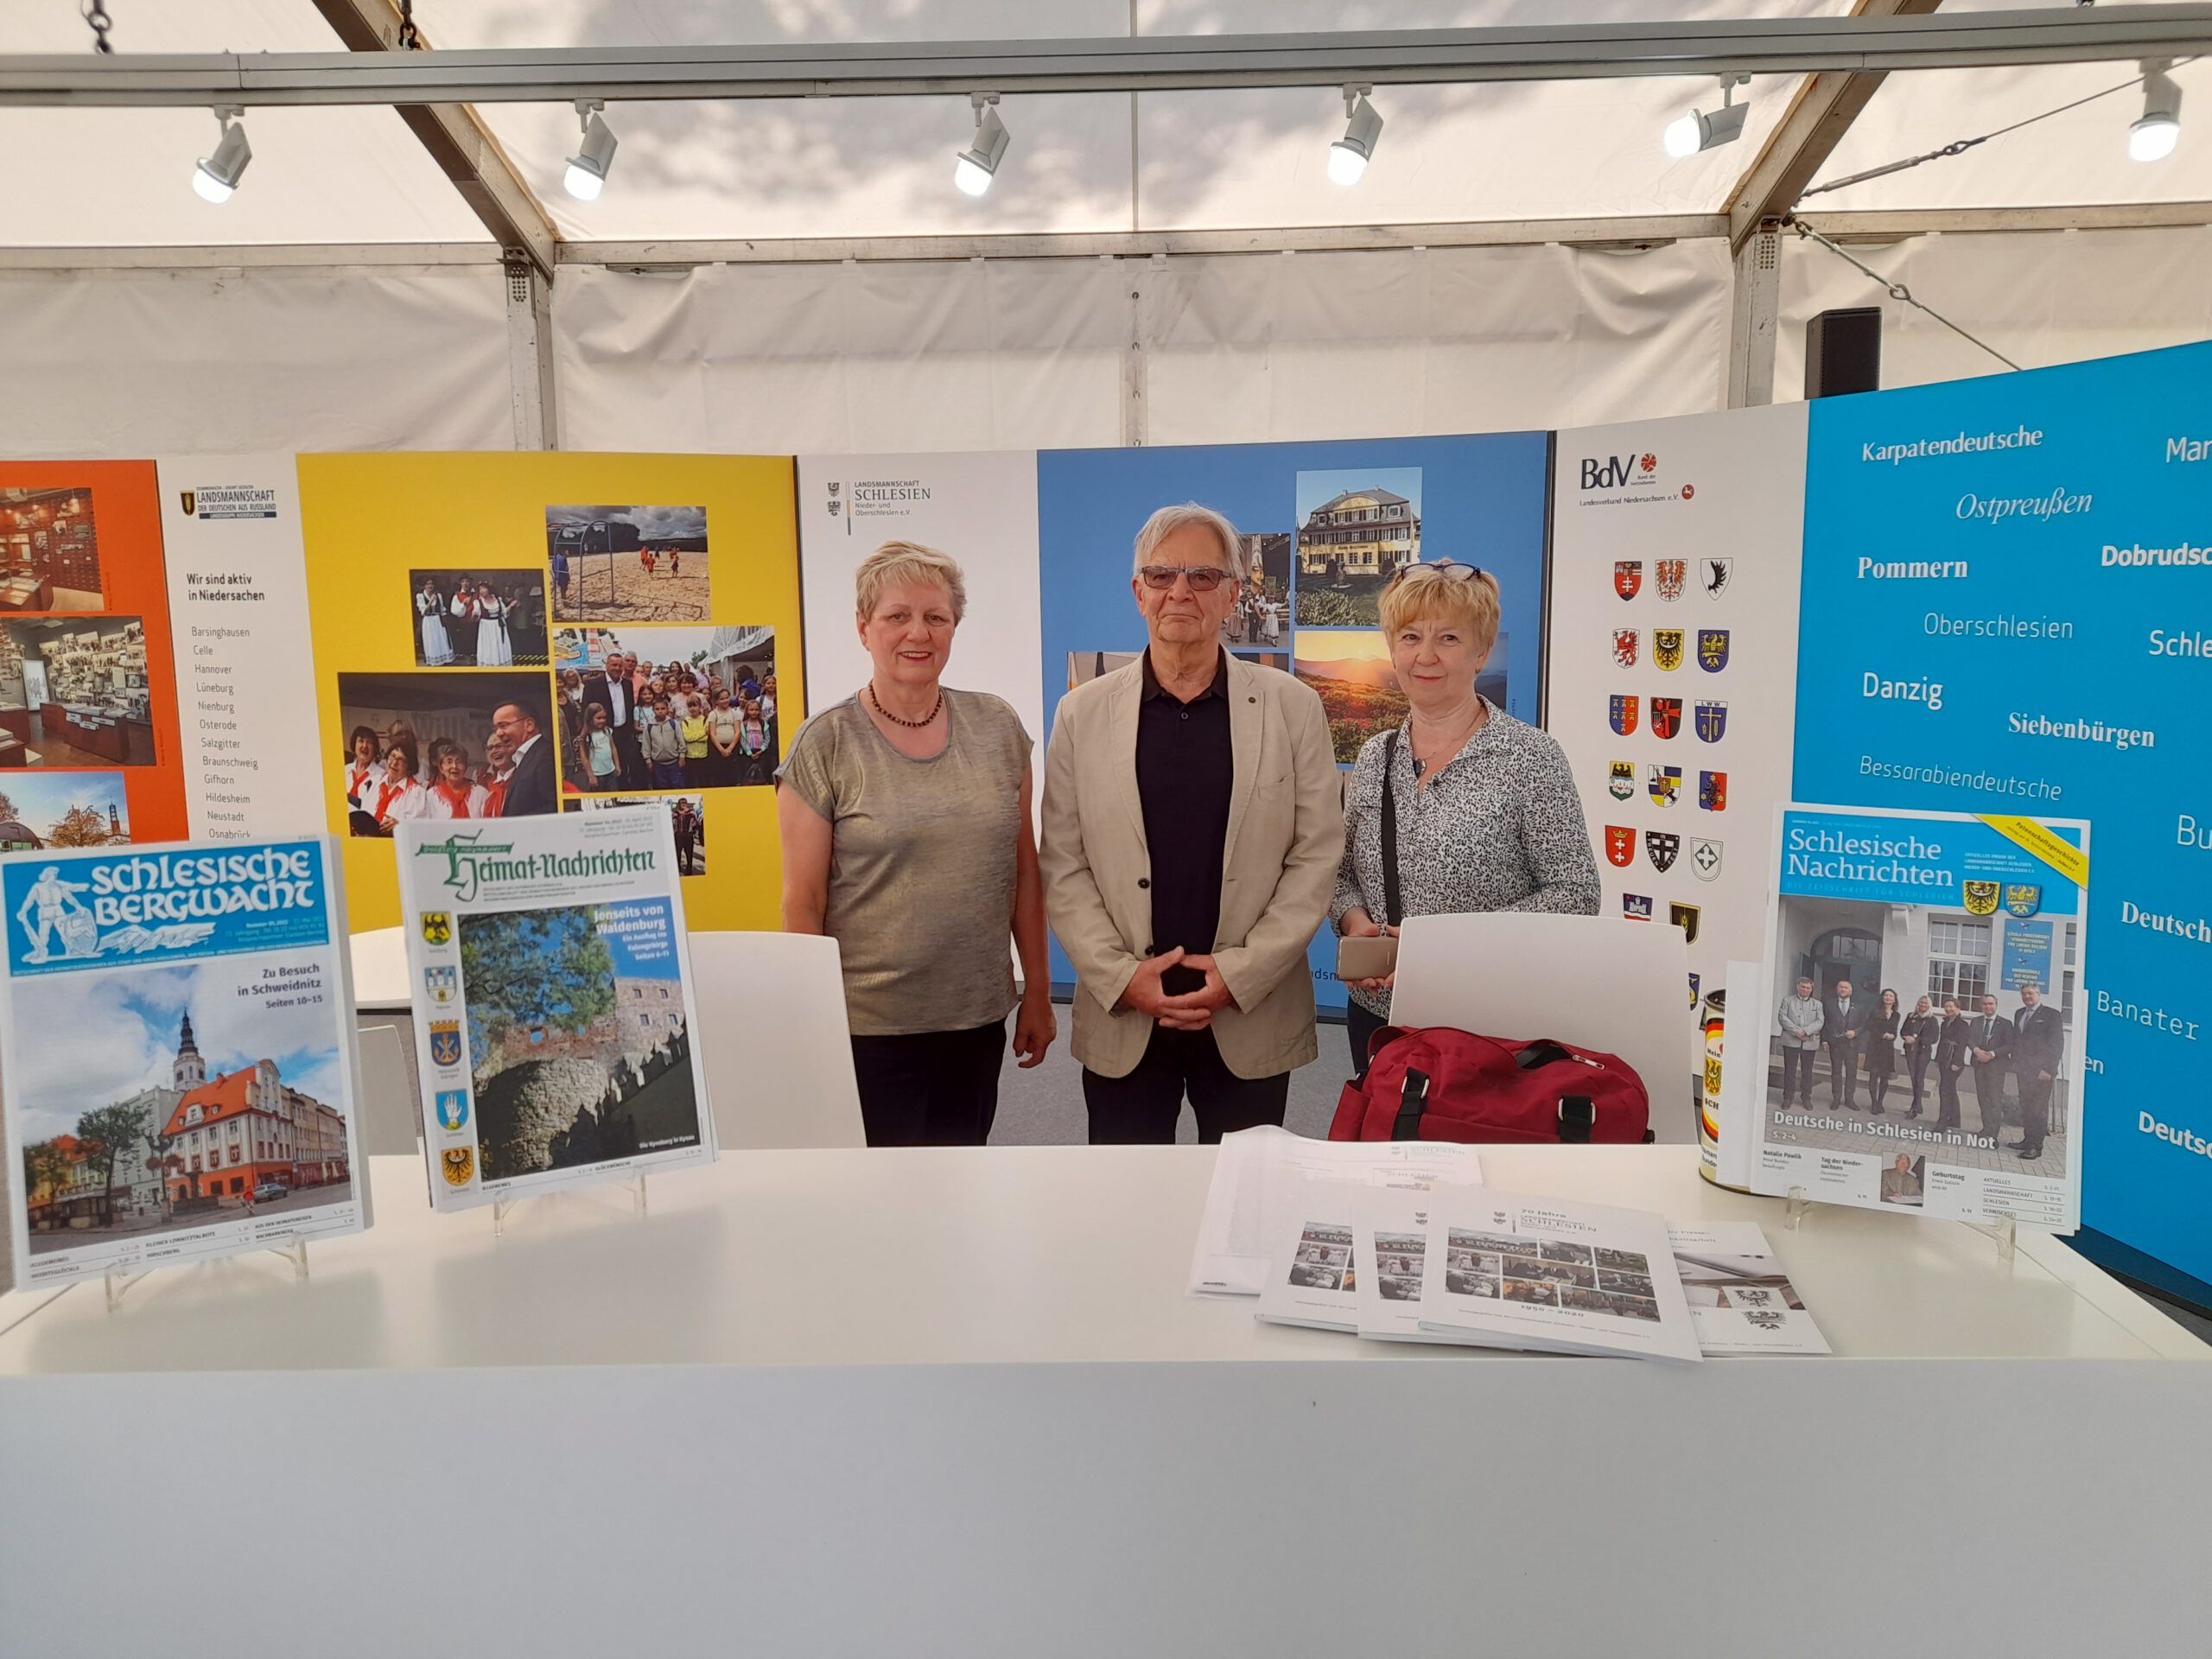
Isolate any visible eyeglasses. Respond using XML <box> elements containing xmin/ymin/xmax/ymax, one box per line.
<box><xmin>1384</xmin><ymin>559</ymin><xmax>1486</xmax><ymax>589</ymax></box>
<box><xmin>1137</xmin><ymin>564</ymin><xmax>1232</xmax><ymax>593</ymax></box>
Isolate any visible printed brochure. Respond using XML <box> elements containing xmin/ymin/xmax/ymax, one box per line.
<box><xmin>1753</xmin><ymin>804</ymin><xmax>2089</xmax><ymax>1231</ymax></box>
<box><xmin>1</xmin><ymin>837</ymin><xmax>369</xmax><ymax>1287</ymax></box>
<box><xmin>397</xmin><ymin>807</ymin><xmax>715</xmax><ymax>1211</ymax></box>
<box><xmin>1670</xmin><ymin>1221</ymin><xmax>1830</xmax><ymax>1356</ymax></box>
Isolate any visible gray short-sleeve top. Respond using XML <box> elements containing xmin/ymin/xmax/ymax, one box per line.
<box><xmin>778</xmin><ymin>689</ymin><xmax>1032</xmax><ymax>1037</ymax></box>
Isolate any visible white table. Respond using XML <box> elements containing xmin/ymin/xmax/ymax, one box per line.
<box><xmin>2</xmin><ymin>1146</ymin><xmax>2203</xmax><ymax>1655</ymax></box>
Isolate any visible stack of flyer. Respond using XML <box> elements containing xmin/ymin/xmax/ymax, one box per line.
<box><xmin>1209</xmin><ymin>1128</ymin><xmax>1828</xmax><ymax>1361</ymax></box>
<box><xmin>397</xmin><ymin>807</ymin><xmax>715</xmax><ymax>1211</ymax></box>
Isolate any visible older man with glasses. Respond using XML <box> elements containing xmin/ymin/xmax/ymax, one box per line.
<box><xmin>1041</xmin><ymin>501</ymin><xmax>1343</xmax><ymax>1144</ymax></box>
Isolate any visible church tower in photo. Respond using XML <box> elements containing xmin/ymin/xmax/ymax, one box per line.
<box><xmin>173</xmin><ymin>1010</ymin><xmax>206</xmax><ymax>1089</ymax></box>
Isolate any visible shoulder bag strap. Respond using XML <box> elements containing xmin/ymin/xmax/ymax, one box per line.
<box><xmin>1380</xmin><ymin>727</ymin><xmax>1403</xmax><ymax>929</ymax></box>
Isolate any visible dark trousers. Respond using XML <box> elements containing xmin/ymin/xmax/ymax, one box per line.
<box><xmin>1974</xmin><ymin>1063</ymin><xmax>2008</xmax><ymax>1139</ymax></box>
<box><xmin>1780</xmin><ymin>1046</ymin><xmax>1815</xmax><ymax>1103</ymax></box>
<box><xmin>1826</xmin><ymin>1040</ymin><xmax>1859</xmax><ymax>1108</ymax></box>
<box><xmin>1907</xmin><ymin>1048</ymin><xmax>1932</xmax><ymax>1114</ymax></box>
<box><xmin>1084</xmin><ymin>1026</ymin><xmax>1288</xmax><ymax>1145</ymax></box>
<box><xmin>1346</xmin><ymin>1000</ymin><xmax>1392</xmax><ymax>1079</ymax></box>
<box><xmin>849</xmin><ymin>1018</ymin><xmax>1007</xmax><ymax>1147</ymax></box>
<box><xmin>1936</xmin><ymin>1064</ymin><xmax>1963</xmax><ymax>1129</ymax></box>
<box><xmin>2018</xmin><ymin>1068</ymin><xmax>2053</xmax><ymax>1154</ymax></box>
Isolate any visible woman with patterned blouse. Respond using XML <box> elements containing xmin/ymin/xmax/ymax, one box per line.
<box><xmin>1332</xmin><ymin>562</ymin><xmax>1601</xmax><ymax>1075</ymax></box>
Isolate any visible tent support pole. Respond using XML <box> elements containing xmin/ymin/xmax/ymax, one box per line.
<box><xmin>505</xmin><ymin>251</ymin><xmax>559</xmax><ymax>450</ymax></box>
<box><xmin>1726</xmin><ymin>224</ymin><xmax>1782</xmax><ymax>409</ymax></box>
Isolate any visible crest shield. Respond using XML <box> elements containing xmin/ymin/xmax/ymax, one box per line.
<box><xmin>1623</xmin><ymin>893</ymin><xmax>1654</xmax><ymax>921</ymax></box>
<box><xmin>1614</xmin><ymin>560</ymin><xmax>1643</xmax><ymax>601</ymax></box>
<box><xmin>1697</xmin><ymin>629</ymin><xmax>1731</xmax><ymax>672</ymax></box>
<box><xmin>1605</xmin><ymin>825</ymin><xmax>1636</xmax><ymax>868</ymax></box>
<box><xmin>1607</xmin><ymin>761</ymin><xmax>1634</xmax><ymax>800</ymax></box>
<box><xmin>1701</xmin><ymin>556</ymin><xmax>1734</xmax><ymax>599</ymax></box>
<box><xmin>1650</xmin><ymin>697</ymin><xmax>1683</xmax><ymax>739</ymax></box>
<box><xmin>1652</xmin><ymin>629</ymin><xmax>1684</xmax><ymax>671</ymax></box>
<box><xmin>1656</xmin><ymin>559</ymin><xmax>1686</xmax><ymax>601</ymax></box>
<box><xmin>1964</xmin><ymin>881</ymin><xmax>2001</xmax><ymax>917</ymax></box>
<box><xmin>1646</xmin><ymin>831</ymin><xmax>1681</xmax><ymax>874</ymax></box>
<box><xmin>1669</xmin><ymin>901</ymin><xmax>1700</xmax><ymax>943</ymax></box>
<box><xmin>1694</xmin><ymin>700</ymin><xmax>1727</xmax><ymax>743</ymax></box>
<box><xmin>429</xmin><ymin>1020</ymin><xmax>463</xmax><ymax>1068</ymax></box>
<box><xmin>1691</xmin><ymin>837</ymin><xmax>1723</xmax><ymax>882</ymax></box>
<box><xmin>2005</xmin><ymin>885</ymin><xmax>2042</xmax><ymax>917</ymax></box>
<box><xmin>1611</xmin><ymin>627</ymin><xmax>1639</xmax><ymax>669</ymax></box>
<box><xmin>1608</xmin><ymin>695</ymin><xmax>1639</xmax><ymax>736</ymax></box>
<box><xmin>1698</xmin><ymin>770</ymin><xmax>1727</xmax><ymax>812</ymax></box>
<box><xmin>1647</xmin><ymin>765</ymin><xmax>1681</xmax><ymax>808</ymax></box>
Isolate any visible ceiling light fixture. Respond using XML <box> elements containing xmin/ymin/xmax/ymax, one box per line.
<box><xmin>1329</xmin><ymin>86</ymin><xmax>1383</xmax><ymax>187</ymax></box>
<box><xmin>955</xmin><ymin>93</ymin><xmax>1009</xmax><ymax>197</ymax></box>
<box><xmin>2130</xmin><ymin>60</ymin><xmax>2182</xmax><ymax>162</ymax></box>
<box><xmin>1664</xmin><ymin>74</ymin><xmax>1751</xmax><ymax>160</ymax></box>
<box><xmin>564</xmin><ymin>99</ymin><xmax>618</xmax><ymax>200</ymax></box>
<box><xmin>192</xmin><ymin>105</ymin><xmax>251</xmax><ymax>204</ymax></box>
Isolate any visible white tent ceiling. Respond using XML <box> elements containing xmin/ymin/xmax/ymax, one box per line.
<box><xmin>1</xmin><ymin>0</ymin><xmax>2207</xmax><ymax>249</ymax></box>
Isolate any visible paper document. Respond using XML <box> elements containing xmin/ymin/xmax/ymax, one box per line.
<box><xmin>1191</xmin><ymin>1126</ymin><xmax>1482</xmax><ymax>1297</ymax></box>
<box><xmin>1671</xmin><ymin>1221</ymin><xmax>1830</xmax><ymax>1356</ymax></box>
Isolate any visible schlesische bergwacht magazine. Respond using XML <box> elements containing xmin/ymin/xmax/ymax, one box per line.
<box><xmin>0</xmin><ymin>836</ymin><xmax>369</xmax><ymax>1288</ymax></box>
<box><xmin>397</xmin><ymin>806</ymin><xmax>715</xmax><ymax>1211</ymax></box>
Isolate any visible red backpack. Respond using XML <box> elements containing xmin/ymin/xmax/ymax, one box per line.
<box><xmin>1329</xmin><ymin>1026</ymin><xmax>1653</xmax><ymax>1145</ymax></box>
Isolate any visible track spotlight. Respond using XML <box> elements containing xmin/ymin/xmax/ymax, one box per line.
<box><xmin>564</xmin><ymin>99</ymin><xmax>618</xmax><ymax>200</ymax></box>
<box><xmin>955</xmin><ymin>94</ymin><xmax>1008</xmax><ymax>197</ymax></box>
<box><xmin>2131</xmin><ymin>60</ymin><xmax>2182</xmax><ymax>162</ymax></box>
<box><xmin>1664</xmin><ymin>75</ymin><xmax>1751</xmax><ymax>160</ymax></box>
<box><xmin>192</xmin><ymin>106</ymin><xmax>251</xmax><ymax>204</ymax></box>
<box><xmin>1328</xmin><ymin>86</ymin><xmax>1383</xmax><ymax>187</ymax></box>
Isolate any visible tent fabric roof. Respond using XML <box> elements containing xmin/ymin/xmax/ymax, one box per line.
<box><xmin>1</xmin><ymin>1</ymin><xmax>2207</xmax><ymax>250</ymax></box>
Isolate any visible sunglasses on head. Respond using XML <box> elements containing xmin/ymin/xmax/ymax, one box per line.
<box><xmin>1136</xmin><ymin>564</ymin><xmax>1232</xmax><ymax>593</ymax></box>
<box><xmin>1384</xmin><ymin>559</ymin><xmax>1485</xmax><ymax>589</ymax></box>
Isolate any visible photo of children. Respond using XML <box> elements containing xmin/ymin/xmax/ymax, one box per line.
<box><xmin>547</xmin><ymin>505</ymin><xmax>710</xmax><ymax>623</ymax></box>
<box><xmin>335</xmin><ymin>671</ymin><xmax>558</xmax><ymax>833</ymax></box>
<box><xmin>406</xmin><ymin>569</ymin><xmax>550</xmax><ymax>667</ymax></box>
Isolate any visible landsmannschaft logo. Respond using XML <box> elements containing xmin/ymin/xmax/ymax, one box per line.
<box><xmin>1605</xmin><ymin>825</ymin><xmax>1636</xmax><ymax>867</ymax></box>
<box><xmin>416</xmin><ymin>830</ymin><xmax>522</xmax><ymax>904</ymax></box>
<box><xmin>2006</xmin><ymin>884</ymin><xmax>2043</xmax><ymax>917</ymax></box>
<box><xmin>421</xmin><ymin>911</ymin><xmax>452</xmax><ymax>946</ymax></box>
<box><xmin>179</xmin><ymin>491</ymin><xmax>194</xmax><ymax>516</ymax></box>
<box><xmin>1694</xmin><ymin>700</ymin><xmax>1727</xmax><ymax>743</ymax></box>
<box><xmin>1698</xmin><ymin>770</ymin><xmax>1727</xmax><ymax>812</ymax></box>
<box><xmin>1650</xmin><ymin>697</ymin><xmax>1683</xmax><ymax>740</ymax></box>
<box><xmin>1702</xmin><ymin>557</ymin><xmax>1734</xmax><ymax>599</ymax></box>
<box><xmin>435</xmin><ymin>1090</ymin><xmax>469</xmax><ymax>1132</ymax></box>
<box><xmin>1964</xmin><ymin>881</ymin><xmax>2002</xmax><ymax>916</ymax></box>
<box><xmin>1608</xmin><ymin>761</ymin><xmax>1634</xmax><ymax>800</ymax></box>
<box><xmin>1653</xmin><ymin>629</ymin><xmax>1683</xmax><ymax>671</ymax></box>
<box><xmin>1614</xmin><ymin>560</ymin><xmax>1643</xmax><ymax>600</ymax></box>
<box><xmin>1698</xmin><ymin>629</ymin><xmax>1731</xmax><ymax>672</ymax></box>
<box><xmin>1656</xmin><ymin>559</ymin><xmax>1686</xmax><ymax>602</ymax></box>
<box><xmin>1648</xmin><ymin>765</ymin><xmax>1681</xmax><ymax>808</ymax></box>
<box><xmin>429</xmin><ymin>1020</ymin><xmax>464</xmax><ymax>1068</ymax></box>
<box><xmin>1612</xmin><ymin>628</ymin><xmax>1639</xmax><ymax>669</ymax></box>
<box><xmin>1623</xmin><ymin>893</ymin><xmax>1654</xmax><ymax>921</ymax></box>
<box><xmin>1610</xmin><ymin>695</ymin><xmax>1639</xmax><ymax>736</ymax></box>
<box><xmin>1647</xmin><ymin>831</ymin><xmax>1681</xmax><ymax>874</ymax></box>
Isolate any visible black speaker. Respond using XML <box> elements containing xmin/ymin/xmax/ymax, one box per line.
<box><xmin>1805</xmin><ymin>307</ymin><xmax>1882</xmax><ymax>399</ymax></box>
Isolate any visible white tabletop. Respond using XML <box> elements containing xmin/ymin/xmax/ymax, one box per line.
<box><xmin>0</xmin><ymin>1144</ymin><xmax>2197</xmax><ymax>1374</ymax></box>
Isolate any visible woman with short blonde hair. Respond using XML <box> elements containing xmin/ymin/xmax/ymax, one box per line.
<box><xmin>778</xmin><ymin>539</ymin><xmax>1053</xmax><ymax>1145</ymax></box>
<box><xmin>1332</xmin><ymin>561</ymin><xmax>1599</xmax><ymax>1075</ymax></box>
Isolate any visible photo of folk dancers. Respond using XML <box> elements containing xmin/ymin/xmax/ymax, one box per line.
<box><xmin>409</xmin><ymin>569</ymin><xmax>550</xmax><ymax>667</ymax></box>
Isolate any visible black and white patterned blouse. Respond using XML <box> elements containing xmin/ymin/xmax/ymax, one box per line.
<box><xmin>1330</xmin><ymin>698</ymin><xmax>1602</xmax><ymax>1018</ymax></box>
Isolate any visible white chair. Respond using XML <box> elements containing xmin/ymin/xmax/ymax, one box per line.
<box><xmin>687</xmin><ymin>931</ymin><xmax>865</xmax><ymax>1149</ymax></box>
<box><xmin>354</xmin><ymin>1022</ymin><xmax>421</xmax><ymax>1156</ymax></box>
<box><xmin>349</xmin><ymin>925</ymin><xmax>413</xmax><ymax>1014</ymax></box>
<box><xmin>1389</xmin><ymin>912</ymin><xmax>1698</xmax><ymax>1142</ymax></box>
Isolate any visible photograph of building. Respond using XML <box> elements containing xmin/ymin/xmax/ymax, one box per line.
<box><xmin>0</xmin><ymin>615</ymin><xmax>155</xmax><ymax>768</ymax></box>
<box><xmin>18</xmin><ymin>1007</ymin><xmax>350</xmax><ymax>1253</ymax></box>
<box><xmin>1294</xmin><ymin>469</ymin><xmax>1423</xmax><ymax>626</ymax></box>
<box><xmin>0</xmin><ymin>772</ymin><xmax>129</xmax><ymax>852</ymax></box>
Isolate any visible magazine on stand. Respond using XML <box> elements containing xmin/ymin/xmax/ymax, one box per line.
<box><xmin>0</xmin><ymin>837</ymin><xmax>369</xmax><ymax>1289</ymax></box>
<box><xmin>1192</xmin><ymin>1124</ymin><xmax>1483</xmax><ymax>1297</ymax></box>
<box><xmin>1752</xmin><ymin>804</ymin><xmax>2090</xmax><ymax>1231</ymax></box>
<box><xmin>397</xmin><ymin>807</ymin><xmax>715</xmax><ymax>1212</ymax></box>
<box><xmin>1414</xmin><ymin>1189</ymin><xmax>1702</xmax><ymax>1363</ymax></box>
<box><xmin>1670</xmin><ymin>1221</ymin><xmax>1830</xmax><ymax>1355</ymax></box>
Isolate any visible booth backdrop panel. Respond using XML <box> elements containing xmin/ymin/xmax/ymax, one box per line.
<box><xmin>1036</xmin><ymin>433</ymin><xmax>1551</xmax><ymax>1010</ymax></box>
<box><xmin>555</xmin><ymin>262</ymin><xmax>1128</xmax><ymax>455</ymax></box>
<box><xmin>1777</xmin><ymin>226</ymin><xmax>2212</xmax><ymax>402</ymax></box>
<box><xmin>795</xmin><ymin>452</ymin><xmax>1045</xmax><ymax>756</ymax></box>
<box><xmin>296</xmin><ymin>453</ymin><xmax>803</xmax><ymax>934</ymax></box>
<box><xmin>1141</xmin><ymin>242</ymin><xmax>1732</xmax><ymax>446</ymax></box>
<box><xmin>1790</xmin><ymin>340</ymin><xmax>2212</xmax><ymax>1296</ymax></box>
<box><xmin>0</xmin><ymin>460</ymin><xmax>187</xmax><ymax>845</ymax></box>
<box><xmin>1548</xmin><ymin>403</ymin><xmax>1807</xmax><ymax>1021</ymax></box>
<box><xmin>154</xmin><ymin>456</ymin><xmax>324</xmax><ymax>842</ymax></box>
<box><xmin>0</xmin><ymin>267</ymin><xmax>513</xmax><ymax>458</ymax></box>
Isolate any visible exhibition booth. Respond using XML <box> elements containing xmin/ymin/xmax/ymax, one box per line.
<box><xmin>3</xmin><ymin>5</ymin><xmax>2210</xmax><ymax>1655</ymax></box>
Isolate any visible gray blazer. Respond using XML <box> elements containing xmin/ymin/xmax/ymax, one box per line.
<box><xmin>1040</xmin><ymin>652</ymin><xmax>1343</xmax><ymax>1080</ymax></box>
<box><xmin>1777</xmin><ymin>993</ymin><xmax>1823</xmax><ymax>1050</ymax></box>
